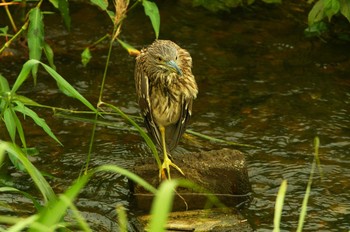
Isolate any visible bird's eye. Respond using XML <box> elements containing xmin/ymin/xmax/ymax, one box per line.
<box><xmin>175</xmin><ymin>56</ymin><xmax>178</xmax><ymax>60</ymax></box>
<box><xmin>157</xmin><ymin>56</ymin><xmax>163</xmax><ymax>62</ymax></box>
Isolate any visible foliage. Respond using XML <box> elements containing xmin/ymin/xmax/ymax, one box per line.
<box><xmin>306</xmin><ymin>0</ymin><xmax>350</xmax><ymax>37</ymax></box>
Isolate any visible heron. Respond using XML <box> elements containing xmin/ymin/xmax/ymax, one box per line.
<box><xmin>134</xmin><ymin>40</ymin><xmax>198</xmax><ymax>180</ymax></box>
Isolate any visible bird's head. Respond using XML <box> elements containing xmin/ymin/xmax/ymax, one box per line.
<box><xmin>147</xmin><ymin>40</ymin><xmax>183</xmax><ymax>76</ymax></box>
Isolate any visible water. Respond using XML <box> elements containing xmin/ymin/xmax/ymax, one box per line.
<box><xmin>1</xmin><ymin>1</ymin><xmax>350</xmax><ymax>231</ymax></box>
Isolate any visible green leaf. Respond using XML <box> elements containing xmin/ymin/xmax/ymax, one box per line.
<box><xmin>48</xmin><ymin>0</ymin><xmax>59</xmax><ymax>8</ymax></box>
<box><xmin>273</xmin><ymin>180</ymin><xmax>288</xmax><ymax>232</ymax></box>
<box><xmin>308</xmin><ymin>0</ymin><xmax>326</xmax><ymax>25</ymax></box>
<box><xmin>43</xmin><ymin>42</ymin><xmax>56</xmax><ymax>70</ymax></box>
<box><xmin>14</xmin><ymin>102</ymin><xmax>62</xmax><ymax>146</ymax></box>
<box><xmin>2</xmin><ymin>141</ymin><xmax>57</xmax><ymax>204</ymax></box>
<box><xmin>11</xmin><ymin>60</ymin><xmax>36</xmax><ymax>94</ymax></box>
<box><xmin>117</xmin><ymin>39</ymin><xmax>140</xmax><ymax>56</ymax></box>
<box><xmin>149</xmin><ymin>180</ymin><xmax>178</xmax><ymax>232</ymax></box>
<box><xmin>142</xmin><ymin>0</ymin><xmax>160</xmax><ymax>39</ymax></box>
<box><xmin>90</xmin><ymin>0</ymin><xmax>108</xmax><ymax>10</ymax></box>
<box><xmin>58</xmin><ymin>0</ymin><xmax>71</xmax><ymax>30</ymax></box>
<box><xmin>0</xmin><ymin>74</ymin><xmax>10</xmax><ymax>92</ymax></box>
<box><xmin>324</xmin><ymin>0</ymin><xmax>341</xmax><ymax>21</ymax></box>
<box><xmin>81</xmin><ymin>47</ymin><xmax>92</xmax><ymax>67</ymax></box>
<box><xmin>340</xmin><ymin>0</ymin><xmax>350</xmax><ymax>22</ymax></box>
<box><xmin>0</xmin><ymin>26</ymin><xmax>10</xmax><ymax>37</ymax></box>
<box><xmin>4</xmin><ymin>108</ymin><xmax>16</xmax><ymax>142</ymax></box>
<box><xmin>28</xmin><ymin>8</ymin><xmax>44</xmax><ymax>81</ymax></box>
<box><xmin>0</xmin><ymin>187</ymin><xmax>42</xmax><ymax>210</ymax></box>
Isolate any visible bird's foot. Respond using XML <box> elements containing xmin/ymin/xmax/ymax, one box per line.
<box><xmin>159</xmin><ymin>155</ymin><xmax>185</xmax><ymax>180</ymax></box>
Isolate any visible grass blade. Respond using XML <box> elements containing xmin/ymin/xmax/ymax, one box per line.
<box><xmin>149</xmin><ymin>180</ymin><xmax>178</xmax><ymax>232</ymax></box>
<box><xmin>273</xmin><ymin>180</ymin><xmax>288</xmax><ymax>232</ymax></box>
<box><xmin>28</xmin><ymin>8</ymin><xmax>44</xmax><ymax>81</ymax></box>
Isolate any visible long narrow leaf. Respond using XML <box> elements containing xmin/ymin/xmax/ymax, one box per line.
<box><xmin>142</xmin><ymin>0</ymin><xmax>160</xmax><ymax>39</ymax></box>
<box><xmin>103</xmin><ymin>102</ymin><xmax>161</xmax><ymax>167</ymax></box>
<box><xmin>3</xmin><ymin>108</ymin><xmax>16</xmax><ymax>142</ymax></box>
<box><xmin>149</xmin><ymin>180</ymin><xmax>178</xmax><ymax>232</ymax></box>
<box><xmin>28</xmin><ymin>8</ymin><xmax>44</xmax><ymax>81</ymax></box>
<box><xmin>32</xmin><ymin>173</ymin><xmax>91</xmax><ymax>230</ymax></box>
<box><xmin>14</xmin><ymin>101</ymin><xmax>62</xmax><ymax>145</ymax></box>
<box><xmin>0</xmin><ymin>187</ymin><xmax>42</xmax><ymax>210</ymax></box>
<box><xmin>58</xmin><ymin>0</ymin><xmax>71</xmax><ymax>30</ymax></box>
<box><xmin>11</xmin><ymin>60</ymin><xmax>37</xmax><ymax>94</ymax></box>
<box><xmin>3</xmin><ymin>142</ymin><xmax>57</xmax><ymax>204</ymax></box>
<box><xmin>43</xmin><ymin>42</ymin><xmax>56</xmax><ymax>70</ymax></box>
<box><xmin>273</xmin><ymin>180</ymin><xmax>288</xmax><ymax>232</ymax></box>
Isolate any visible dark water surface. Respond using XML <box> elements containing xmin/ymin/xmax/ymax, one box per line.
<box><xmin>1</xmin><ymin>1</ymin><xmax>350</xmax><ymax>231</ymax></box>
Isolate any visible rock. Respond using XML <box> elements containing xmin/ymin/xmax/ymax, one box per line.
<box><xmin>129</xmin><ymin>148</ymin><xmax>252</xmax><ymax>211</ymax></box>
<box><xmin>137</xmin><ymin>208</ymin><xmax>253</xmax><ymax>232</ymax></box>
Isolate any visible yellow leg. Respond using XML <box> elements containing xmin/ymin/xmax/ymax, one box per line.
<box><xmin>159</xmin><ymin>126</ymin><xmax>185</xmax><ymax>180</ymax></box>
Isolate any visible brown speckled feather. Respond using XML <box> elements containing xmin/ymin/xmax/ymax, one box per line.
<box><xmin>134</xmin><ymin>40</ymin><xmax>198</xmax><ymax>151</ymax></box>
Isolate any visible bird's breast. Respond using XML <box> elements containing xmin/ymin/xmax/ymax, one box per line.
<box><xmin>150</xmin><ymin>87</ymin><xmax>181</xmax><ymax>127</ymax></box>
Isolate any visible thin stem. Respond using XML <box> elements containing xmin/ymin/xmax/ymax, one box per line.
<box><xmin>2</xmin><ymin>0</ymin><xmax>18</xmax><ymax>32</ymax></box>
<box><xmin>0</xmin><ymin>20</ymin><xmax>28</xmax><ymax>54</ymax></box>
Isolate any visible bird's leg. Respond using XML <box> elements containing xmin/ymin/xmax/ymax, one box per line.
<box><xmin>159</xmin><ymin>125</ymin><xmax>185</xmax><ymax>180</ymax></box>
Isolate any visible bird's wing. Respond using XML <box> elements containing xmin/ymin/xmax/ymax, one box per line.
<box><xmin>166</xmin><ymin>97</ymin><xmax>193</xmax><ymax>151</ymax></box>
<box><xmin>135</xmin><ymin>56</ymin><xmax>162</xmax><ymax>147</ymax></box>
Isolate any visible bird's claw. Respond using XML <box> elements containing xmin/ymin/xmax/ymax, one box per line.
<box><xmin>159</xmin><ymin>155</ymin><xmax>185</xmax><ymax>180</ymax></box>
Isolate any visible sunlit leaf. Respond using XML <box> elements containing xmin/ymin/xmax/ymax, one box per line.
<box><xmin>324</xmin><ymin>0</ymin><xmax>340</xmax><ymax>21</ymax></box>
<box><xmin>4</xmin><ymin>108</ymin><xmax>16</xmax><ymax>142</ymax></box>
<box><xmin>273</xmin><ymin>180</ymin><xmax>287</xmax><ymax>232</ymax></box>
<box><xmin>0</xmin><ymin>74</ymin><xmax>10</xmax><ymax>92</ymax></box>
<box><xmin>340</xmin><ymin>0</ymin><xmax>350</xmax><ymax>22</ymax></box>
<box><xmin>142</xmin><ymin>0</ymin><xmax>160</xmax><ymax>39</ymax></box>
<box><xmin>81</xmin><ymin>47</ymin><xmax>92</xmax><ymax>67</ymax></box>
<box><xmin>149</xmin><ymin>180</ymin><xmax>178</xmax><ymax>232</ymax></box>
<box><xmin>90</xmin><ymin>0</ymin><xmax>108</xmax><ymax>10</ymax></box>
<box><xmin>48</xmin><ymin>0</ymin><xmax>59</xmax><ymax>8</ymax></box>
<box><xmin>14</xmin><ymin>102</ymin><xmax>62</xmax><ymax>146</ymax></box>
<box><xmin>58</xmin><ymin>0</ymin><xmax>71</xmax><ymax>30</ymax></box>
<box><xmin>11</xmin><ymin>60</ymin><xmax>36</xmax><ymax>94</ymax></box>
<box><xmin>28</xmin><ymin>8</ymin><xmax>44</xmax><ymax>81</ymax></box>
<box><xmin>43</xmin><ymin>42</ymin><xmax>56</xmax><ymax>70</ymax></box>
<box><xmin>308</xmin><ymin>0</ymin><xmax>326</xmax><ymax>25</ymax></box>
<box><xmin>117</xmin><ymin>39</ymin><xmax>140</xmax><ymax>56</ymax></box>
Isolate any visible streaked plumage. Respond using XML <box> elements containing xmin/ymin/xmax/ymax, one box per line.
<box><xmin>134</xmin><ymin>40</ymin><xmax>198</xmax><ymax>178</ymax></box>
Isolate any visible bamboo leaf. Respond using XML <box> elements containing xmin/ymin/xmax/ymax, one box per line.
<box><xmin>11</xmin><ymin>60</ymin><xmax>37</xmax><ymax>94</ymax></box>
<box><xmin>28</xmin><ymin>8</ymin><xmax>44</xmax><ymax>81</ymax></box>
<box><xmin>43</xmin><ymin>42</ymin><xmax>56</xmax><ymax>70</ymax></box>
<box><xmin>58</xmin><ymin>0</ymin><xmax>71</xmax><ymax>30</ymax></box>
<box><xmin>142</xmin><ymin>0</ymin><xmax>160</xmax><ymax>39</ymax></box>
<box><xmin>117</xmin><ymin>39</ymin><xmax>140</xmax><ymax>56</ymax></box>
<box><xmin>14</xmin><ymin>102</ymin><xmax>62</xmax><ymax>146</ymax></box>
<box><xmin>90</xmin><ymin>0</ymin><xmax>108</xmax><ymax>10</ymax></box>
<box><xmin>4</xmin><ymin>108</ymin><xmax>16</xmax><ymax>142</ymax></box>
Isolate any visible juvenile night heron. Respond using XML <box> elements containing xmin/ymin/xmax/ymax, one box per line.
<box><xmin>134</xmin><ymin>40</ymin><xmax>198</xmax><ymax>179</ymax></box>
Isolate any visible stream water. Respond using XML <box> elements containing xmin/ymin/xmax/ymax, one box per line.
<box><xmin>1</xmin><ymin>1</ymin><xmax>350</xmax><ymax>231</ymax></box>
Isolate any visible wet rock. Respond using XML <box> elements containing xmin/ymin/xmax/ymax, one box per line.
<box><xmin>137</xmin><ymin>208</ymin><xmax>253</xmax><ymax>232</ymax></box>
<box><xmin>130</xmin><ymin>148</ymin><xmax>252</xmax><ymax>211</ymax></box>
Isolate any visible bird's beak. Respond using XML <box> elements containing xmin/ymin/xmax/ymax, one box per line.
<box><xmin>167</xmin><ymin>60</ymin><xmax>183</xmax><ymax>76</ymax></box>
